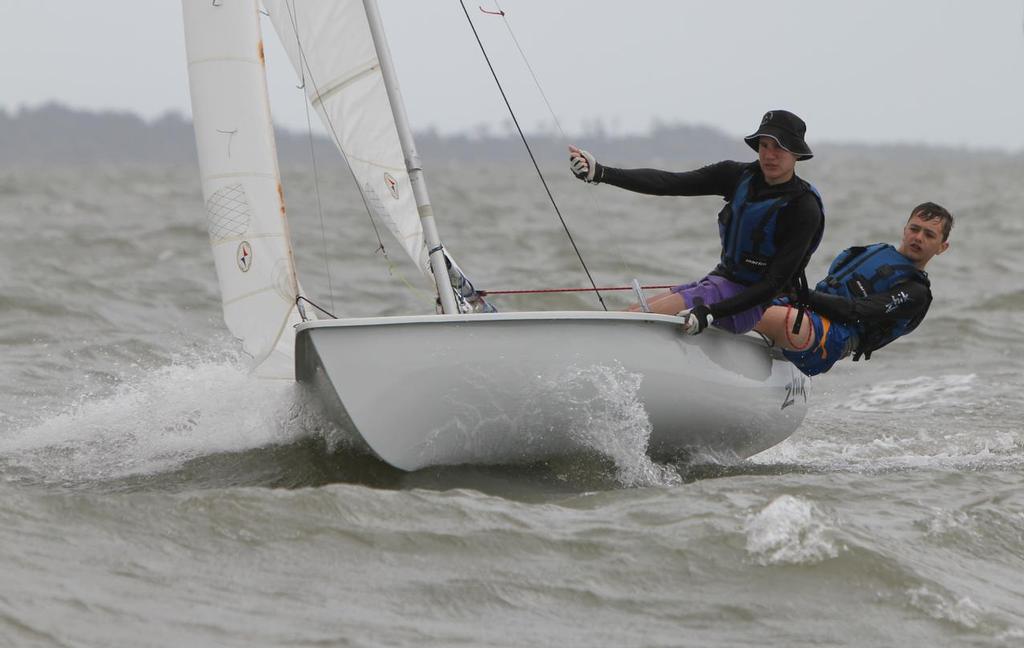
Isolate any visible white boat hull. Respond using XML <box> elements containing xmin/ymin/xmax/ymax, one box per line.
<box><xmin>295</xmin><ymin>312</ymin><xmax>809</xmax><ymax>471</ymax></box>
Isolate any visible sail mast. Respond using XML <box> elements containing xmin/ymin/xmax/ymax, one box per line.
<box><xmin>361</xmin><ymin>0</ymin><xmax>458</xmax><ymax>315</ymax></box>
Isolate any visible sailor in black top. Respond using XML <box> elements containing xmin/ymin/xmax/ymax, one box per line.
<box><xmin>754</xmin><ymin>203</ymin><xmax>953</xmax><ymax>376</ymax></box>
<box><xmin>570</xmin><ymin>110</ymin><xmax>824</xmax><ymax>336</ymax></box>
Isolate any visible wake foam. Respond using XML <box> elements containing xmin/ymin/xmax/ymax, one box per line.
<box><xmin>0</xmin><ymin>357</ymin><xmax>317</xmax><ymax>485</ymax></box>
<box><xmin>840</xmin><ymin>374</ymin><xmax>978</xmax><ymax>413</ymax></box>
<box><xmin>750</xmin><ymin>372</ymin><xmax>1024</xmax><ymax>472</ymax></box>
<box><xmin>2</xmin><ymin>356</ymin><xmax>684</xmax><ymax>488</ymax></box>
<box><xmin>753</xmin><ymin>425</ymin><xmax>1022</xmax><ymax>474</ymax></box>
<box><xmin>559</xmin><ymin>364</ymin><xmax>680</xmax><ymax>488</ymax></box>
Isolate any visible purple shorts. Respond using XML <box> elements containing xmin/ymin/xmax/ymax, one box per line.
<box><xmin>670</xmin><ymin>275</ymin><xmax>764</xmax><ymax>334</ymax></box>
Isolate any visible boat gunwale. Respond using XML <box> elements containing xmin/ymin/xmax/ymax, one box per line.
<box><xmin>294</xmin><ymin>310</ymin><xmax>788</xmax><ymax>360</ymax></box>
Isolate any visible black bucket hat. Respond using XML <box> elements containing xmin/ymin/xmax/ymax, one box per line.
<box><xmin>744</xmin><ymin>110</ymin><xmax>813</xmax><ymax>160</ymax></box>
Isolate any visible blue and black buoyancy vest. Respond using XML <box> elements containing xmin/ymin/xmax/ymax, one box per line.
<box><xmin>816</xmin><ymin>243</ymin><xmax>931</xmax><ymax>360</ymax></box>
<box><xmin>718</xmin><ymin>169</ymin><xmax>824</xmax><ymax>286</ymax></box>
<box><xmin>718</xmin><ymin>169</ymin><xmax>823</xmax><ymax>333</ymax></box>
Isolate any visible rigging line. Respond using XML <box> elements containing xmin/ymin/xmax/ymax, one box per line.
<box><xmin>278</xmin><ymin>1</ymin><xmax>430</xmax><ymax>307</ymax></box>
<box><xmin>483</xmin><ymin>1</ymin><xmax>637</xmax><ymax>282</ymax></box>
<box><xmin>303</xmin><ymin>93</ymin><xmax>338</xmax><ymax>313</ymax></box>
<box><xmin>283</xmin><ymin>0</ymin><xmax>335</xmax><ymax>314</ymax></box>
<box><xmin>481</xmin><ymin>284</ymin><xmax>675</xmax><ymax>295</ymax></box>
<box><xmin>459</xmin><ymin>0</ymin><xmax>608</xmax><ymax>311</ymax></box>
<box><xmin>296</xmin><ymin>295</ymin><xmax>338</xmax><ymax>320</ymax></box>
<box><xmin>489</xmin><ymin>2</ymin><xmax>568</xmax><ymax>139</ymax></box>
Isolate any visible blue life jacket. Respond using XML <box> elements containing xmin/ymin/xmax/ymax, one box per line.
<box><xmin>718</xmin><ymin>169</ymin><xmax>824</xmax><ymax>286</ymax></box>
<box><xmin>816</xmin><ymin>243</ymin><xmax>931</xmax><ymax>360</ymax></box>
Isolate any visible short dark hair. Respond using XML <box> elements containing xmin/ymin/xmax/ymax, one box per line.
<box><xmin>910</xmin><ymin>202</ymin><xmax>954</xmax><ymax>242</ymax></box>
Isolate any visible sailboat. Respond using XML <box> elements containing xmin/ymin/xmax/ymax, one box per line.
<box><xmin>181</xmin><ymin>0</ymin><xmax>809</xmax><ymax>471</ymax></box>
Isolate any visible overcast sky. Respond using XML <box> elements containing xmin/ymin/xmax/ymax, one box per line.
<box><xmin>2</xmin><ymin>1</ymin><xmax>1023</xmax><ymax>151</ymax></box>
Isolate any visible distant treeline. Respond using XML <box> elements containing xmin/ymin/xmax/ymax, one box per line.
<box><xmin>0</xmin><ymin>103</ymin><xmax>1014</xmax><ymax>168</ymax></box>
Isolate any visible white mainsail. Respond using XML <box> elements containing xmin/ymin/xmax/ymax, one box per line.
<box><xmin>261</xmin><ymin>0</ymin><xmax>433</xmax><ymax>277</ymax></box>
<box><xmin>182</xmin><ymin>0</ymin><xmax>302</xmax><ymax>378</ymax></box>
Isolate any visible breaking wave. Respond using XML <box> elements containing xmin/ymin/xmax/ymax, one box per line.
<box><xmin>745</xmin><ymin>495</ymin><xmax>840</xmax><ymax>565</ymax></box>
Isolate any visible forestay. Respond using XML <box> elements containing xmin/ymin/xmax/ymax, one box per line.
<box><xmin>182</xmin><ymin>0</ymin><xmax>304</xmax><ymax>378</ymax></box>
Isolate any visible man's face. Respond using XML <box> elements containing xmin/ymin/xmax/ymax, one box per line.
<box><xmin>758</xmin><ymin>137</ymin><xmax>797</xmax><ymax>185</ymax></box>
<box><xmin>898</xmin><ymin>213</ymin><xmax>949</xmax><ymax>268</ymax></box>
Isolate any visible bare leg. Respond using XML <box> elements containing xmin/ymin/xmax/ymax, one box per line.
<box><xmin>753</xmin><ymin>305</ymin><xmax>815</xmax><ymax>351</ymax></box>
<box><xmin>627</xmin><ymin>290</ymin><xmax>687</xmax><ymax>315</ymax></box>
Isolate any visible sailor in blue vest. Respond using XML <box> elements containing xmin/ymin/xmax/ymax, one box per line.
<box><xmin>754</xmin><ymin>203</ymin><xmax>953</xmax><ymax>376</ymax></box>
<box><xmin>570</xmin><ymin>110</ymin><xmax>824</xmax><ymax>335</ymax></box>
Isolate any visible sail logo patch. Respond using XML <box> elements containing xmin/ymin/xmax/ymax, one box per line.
<box><xmin>237</xmin><ymin>241</ymin><xmax>252</xmax><ymax>272</ymax></box>
<box><xmin>384</xmin><ymin>173</ymin><xmax>399</xmax><ymax>200</ymax></box>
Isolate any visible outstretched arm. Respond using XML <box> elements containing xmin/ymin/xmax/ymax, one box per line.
<box><xmin>805</xmin><ymin>281</ymin><xmax>931</xmax><ymax>324</ymax></box>
<box><xmin>568</xmin><ymin>145</ymin><xmax>747</xmax><ymax>197</ymax></box>
<box><xmin>601</xmin><ymin>160</ymin><xmax>747</xmax><ymax>197</ymax></box>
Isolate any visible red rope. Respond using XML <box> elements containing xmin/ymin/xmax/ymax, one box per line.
<box><xmin>478</xmin><ymin>7</ymin><xmax>504</xmax><ymax>16</ymax></box>
<box><xmin>480</xmin><ymin>284</ymin><xmax>675</xmax><ymax>296</ymax></box>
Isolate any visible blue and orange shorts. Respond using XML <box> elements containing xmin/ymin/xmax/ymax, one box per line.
<box><xmin>782</xmin><ymin>311</ymin><xmax>857</xmax><ymax>376</ymax></box>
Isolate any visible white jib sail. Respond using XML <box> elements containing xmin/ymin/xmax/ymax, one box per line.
<box><xmin>182</xmin><ymin>0</ymin><xmax>303</xmax><ymax>378</ymax></box>
<box><xmin>261</xmin><ymin>0</ymin><xmax>433</xmax><ymax>278</ymax></box>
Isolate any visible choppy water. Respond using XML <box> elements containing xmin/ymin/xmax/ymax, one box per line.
<box><xmin>2</xmin><ymin>150</ymin><xmax>1024</xmax><ymax>647</ymax></box>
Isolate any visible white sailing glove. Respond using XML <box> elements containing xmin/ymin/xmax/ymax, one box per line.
<box><xmin>678</xmin><ymin>305</ymin><xmax>714</xmax><ymax>335</ymax></box>
<box><xmin>569</xmin><ymin>145</ymin><xmax>601</xmax><ymax>183</ymax></box>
